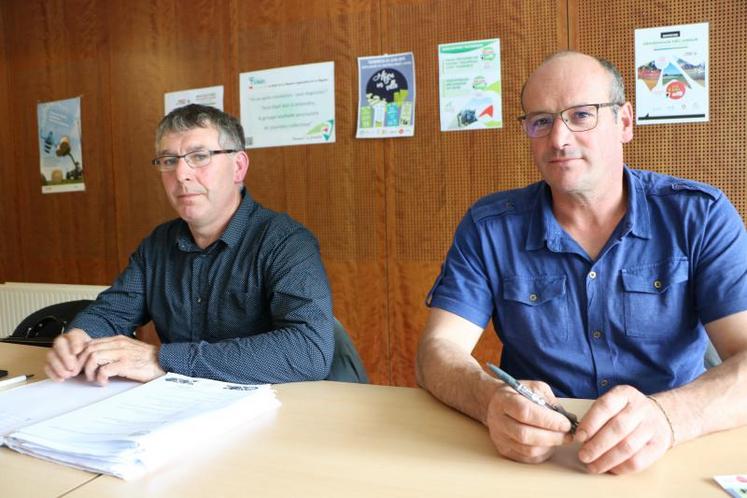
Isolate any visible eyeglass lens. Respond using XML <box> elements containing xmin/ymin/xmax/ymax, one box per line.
<box><xmin>524</xmin><ymin>104</ymin><xmax>600</xmax><ymax>138</ymax></box>
<box><xmin>154</xmin><ymin>150</ymin><xmax>214</xmax><ymax>170</ymax></box>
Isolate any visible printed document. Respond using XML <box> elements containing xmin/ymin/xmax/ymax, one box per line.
<box><xmin>2</xmin><ymin>373</ymin><xmax>280</xmax><ymax>479</ymax></box>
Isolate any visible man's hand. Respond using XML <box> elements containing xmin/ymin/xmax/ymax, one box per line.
<box><xmin>575</xmin><ymin>385</ymin><xmax>673</xmax><ymax>474</ymax></box>
<box><xmin>45</xmin><ymin>328</ymin><xmax>92</xmax><ymax>381</ymax></box>
<box><xmin>486</xmin><ymin>380</ymin><xmax>573</xmax><ymax>463</ymax></box>
<box><xmin>78</xmin><ymin>335</ymin><xmax>165</xmax><ymax>385</ymax></box>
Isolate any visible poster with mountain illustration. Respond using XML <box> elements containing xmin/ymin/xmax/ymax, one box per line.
<box><xmin>635</xmin><ymin>23</ymin><xmax>708</xmax><ymax>125</ymax></box>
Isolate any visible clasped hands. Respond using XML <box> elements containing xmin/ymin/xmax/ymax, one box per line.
<box><xmin>486</xmin><ymin>380</ymin><xmax>673</xmax><ymax>474</ymax></box>
<box><xmin>45</xmin><ymin>328</ymin><xmax>165</xmax><ymax>385</ymax></box>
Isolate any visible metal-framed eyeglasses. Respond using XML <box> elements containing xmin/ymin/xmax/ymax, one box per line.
<box><xmin>151</xmin><ymin>149</ymin><xmax>240</xmax><ymax>172</ymax></box>
<box><xmin>517</xmin><ymin>102</ymin><xmax>622</xmax><ymax>138</ymax></box>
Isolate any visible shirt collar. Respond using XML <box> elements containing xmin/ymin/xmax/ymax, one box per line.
<box><xmin>525</xmin><ymin>183</ymin><xmax>562</xmax><ymax>251</ymax></box>
<box><xmin>525</xmin><ymin>166</ymin><xmax>651</xmax><ymax>252</ymax></box>
<box><xmin>621</xmin><ymin>166</ymin><xmax>651</xmax><ymax>240</ymax></box>
<box><xmin>176</xmin><ymin>188</ymin><xmax>253</xmax><ymax>252</ymax></box>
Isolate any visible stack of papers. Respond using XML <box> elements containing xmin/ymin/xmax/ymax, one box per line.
<box><xmin>1</xmin><ymin>373</ymin><xmax>280</xmax><ymax>480</ymax></box>
<box><xmin>0</xmin><ymin>376</ymin><xmax>140</xmax><ymax>437</ymax></box>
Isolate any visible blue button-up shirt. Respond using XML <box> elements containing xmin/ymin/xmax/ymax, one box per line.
<box><xmin>428</xmin><ymin>167</ymin><xmax>747</xmax><ymax>398</ymax></box>
<box><xmin>71</xmin><ymin>190</ymin><xmax>334</xmax><ymax>384</ymax></box>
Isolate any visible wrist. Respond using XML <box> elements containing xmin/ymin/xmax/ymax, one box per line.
<box><xmin>647</xmin><ymin>395</ymin><xmax>676</xmax><ymax>448</ymax></box>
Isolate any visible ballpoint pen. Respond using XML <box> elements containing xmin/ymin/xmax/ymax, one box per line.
<box><xmin>0</xmin><ymin>373</ymin><xmax>34</xmax><ymax>389</ymax></box>
<box><xmin>486</xmin><ymin>362</ymin><xmax>578</xmax><ymax>434</ymax></box>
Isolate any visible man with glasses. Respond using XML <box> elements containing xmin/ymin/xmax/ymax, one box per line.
<box><xmin>45</xmin><ymin>104</ymin><xmax>335</xmax><ymax>386</ymax></box>
<box><xmin>416</xmin><ymin>51</ymin><xmax>747</xmax><ymax>474</ymax></box>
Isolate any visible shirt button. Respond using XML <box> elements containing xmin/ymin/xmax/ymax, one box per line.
<box><xmin>600</xmin><ymin>379</ymin><xmax>609</xmax><ymax>387</ymax></box>
<box><xmin>588</xmin><ymin>271</ymin><xmax>597</xmax><ymax>279</ymax></box>
<box><xmin>653</xmin><ymin>280</ymin><xmax>662</xmax><ymax>289</ymax></box>
<box><xmin>196</xmin><ymin>297</ymin><xmax>202</xmax><ymax>303</ymax></box>
<box><xmin>529</xmin><ymin>293</ymin><xmax>538</xmax><ymax>302</ymax></box>
<box><xmin>592</xmin><ymin>330</ymin><xmax>602</xmax><ymax>339</ymax></box>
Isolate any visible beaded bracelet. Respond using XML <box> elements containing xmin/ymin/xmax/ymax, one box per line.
<box><xmin>647</xmin><ymin>395</ymin><xmax>676</xmax><ymax>448</ymax></box>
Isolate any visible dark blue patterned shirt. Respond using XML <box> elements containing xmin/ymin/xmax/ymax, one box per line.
<box><xmin>70</xmin><ymin>190</ymin><xmax>334</xmax><ymax>383</ymax></box>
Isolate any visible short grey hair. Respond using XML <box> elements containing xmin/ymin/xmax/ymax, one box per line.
<box><xmin>155</xmin><ymin>104</ymin><xmax>245</xmax><ymax>152</ymax></box>
<box><xmin>520</xmin><ymin>51</ymin><xmax>626</xmax><ymax>116</ymax></box>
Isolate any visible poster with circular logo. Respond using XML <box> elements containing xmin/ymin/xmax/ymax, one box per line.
<box><xmin>357</xmin><ymin>52</ymin><xmax>416</xmax><ymax>138</ymax></box>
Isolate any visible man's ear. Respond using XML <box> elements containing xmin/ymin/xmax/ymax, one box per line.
<box><xmin>619</xmin><ymin>101</ymin><xmax>634</xmax><ymax>144</ymax></box>
<box><xmin>233</xmin><ymin>150</ymin><xmax>249</xmax><ymax>183</ymax></box>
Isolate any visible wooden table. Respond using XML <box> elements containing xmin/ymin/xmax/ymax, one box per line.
<box><xmin>1</xmin><ymin>343</ymin><xmax>744</xmax><ymax>497</ymax></box>
<box><xmin>0</xmin><ymin>343</ymin><xmax>100</xmax><ymax>498</ymax></box>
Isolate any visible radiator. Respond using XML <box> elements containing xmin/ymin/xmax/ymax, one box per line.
<box><xmin>0</xmin><ymin>282</ymin><xmax>108</xmax><ymax>338</ymax></box>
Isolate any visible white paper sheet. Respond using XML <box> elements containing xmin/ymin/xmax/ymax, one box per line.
<box><xmin>0</xmin><ymin>376</ymin><xmax>139</xmax><ymax>438</ymax></box>
<box><xmin>4</xmin><ymin>373</ymin><xmax>280</xmax><ymax>479</ymax></box>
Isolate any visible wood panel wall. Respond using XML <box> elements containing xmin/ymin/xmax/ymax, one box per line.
<box><xmin>0</xmin><ymin>4</ymin><xmax>9</xmax><ymax>283</ymax></box>
<box><xmin>572</xmin><ymin>0</ymin><xmax>747</xmax><ymax>219</ymax></box>
<box><xmin>0</xmin><ymin>1</ymin><xmax>743</xmax><ymax>386</ymax></box>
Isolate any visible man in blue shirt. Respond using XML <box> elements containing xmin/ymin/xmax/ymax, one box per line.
<box><xmin>45</xmin><ymin>104</ymin><xmax>334</xmax><ymax>385</ymax></box>
<box><xmin>416</xmin><ymin>51</ymin><xmax>747</xmax><ymax>474</ymax></box>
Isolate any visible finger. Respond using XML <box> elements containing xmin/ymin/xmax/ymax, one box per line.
<box><xmin>503</xmin><ymin>395</ymin><xmax>572</xmax><ymax>435</ymax></box>
<box><xmin>579</xmin><ymin>401</ymin><xmax>645</xmax><ymax>464</ymax></box>
<box><xmin>606</xmin><ymin>438</ymin><xmax>668</xmax><ymax>475</ymax></box>
<box><xmin>46</xmin><ymin>349</ymin><xmax>79</xmax><ymax>380</ymax></box>
<box><xmin>500</xmin><ymin>442</ymin><xmax>557</xmax><ymax>464</ymax></box>
<box><xmin>575</xmin><ymin>387</ymin><xmax>632</xmax><ymax>443</ymax></box>
<box><xmin>66</xmin><ymin>332</ymin><xmax>91</xmax><ymax>356</ymax></box>
<box><xmin>44</xmin><ymin>363</ymin><xmax>66</xmax><ymax>382</ymax></box>
<box><xmin>583</xmin><ymin>421</ymin><xmax>653</xmax><ymax>473</ymax></box>
<box><xmin>489</xmin><ymin>421</ymin><xmax>558</xmax><ymax>464</ymax></box>
<box><xmin>94</xmin><ymin>361</ymin><xmax>122</xmax><ymax>386</ymax></box>
<box><xmin>579</xmin><ymin>405</ymin><xmax>643</xmax><ymax>463</ymax></box>
<box><xmin>52</xmin><ymin>336</ymin><xmax>82</xmax><ymax>373</ymax></box>
<box><xmin>79</xmin><ymin>338</ymin><xmax>130</xmax><ymax>374</ymax></box>
<box><xmin>83</xmin><ymin>350</ymin><xmax>113</xmax><ymax>382</ymax></box>
<box><xmin>502</xmin><ymin>410</ymin><xmax>570</xmax><ymax>446</ymax></box>
<box><xmin>529</xmin><ymin>381</ymin><xmax>558</xmax><ymax>401</ymax></box>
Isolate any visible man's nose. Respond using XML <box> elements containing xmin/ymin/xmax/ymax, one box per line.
<box><xmin>547</xmin><ymin>115</ymin><xmax>572</xmax><ymax>149</ymax></box>
<box><xmin>174</xmin><ymin>157</ymin><xmax>193</xmax><ymax>182</ymax></box>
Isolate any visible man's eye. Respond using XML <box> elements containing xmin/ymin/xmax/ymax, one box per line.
<box><xmin>530</xmin><ymin>116</ymin><xmax>552</xmax><ymax>128</ymax></box>
<box><xmin>161</xmin><ymin>157</ymin><xmax>178</xmax><ymax>167</ymax></box>
<box><xmin>571</xmin><ymin>111</ymin><xmax>594</xmax><ymax>120</ymax></box>
<box><xmin>190</xmin><ymin>152</ymin><xmax>210</xmax><ymax>162</ymax></box>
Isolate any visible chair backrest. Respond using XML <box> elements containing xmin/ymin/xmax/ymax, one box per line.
<box><xmin>325</xmin><ymin>318</ymin><xmax>369</xmax><ymax>383</ymax></box>
<box><xmin>3</xmin><ymin>300</ymin><xmax>92</xmax><ymax>347</ymax></box>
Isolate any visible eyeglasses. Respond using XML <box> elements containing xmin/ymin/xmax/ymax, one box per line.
<box><xmin>151</xmin><ymin>149</ymin><xmax>240</xmax><ymax>172</ymax></box>
<box><xmin>517</xmin><ymin>102</ymin><xmax>622</xmax><ymax>138</ymax></box>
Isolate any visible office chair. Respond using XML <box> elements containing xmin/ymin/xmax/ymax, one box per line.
<box><xmin>2</xmin><ymin>300</ymin><xmax>92</xmax><ymax>347</ymax></box>
<box><xmin>325</xmin><ymin>318</ymin><xmax>369</xmax><ymax>383</ymax></box>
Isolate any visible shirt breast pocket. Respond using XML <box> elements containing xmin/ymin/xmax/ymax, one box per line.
<box><xmin>501</xmin><ymin>275</ymin><xmax>568</xmax><ymax>345</ymax></box>
<box><xmin>621</xmin><ymin>258</ymin><xmax>690</xmax><ymax>338</ymax></box>
<box><xmin>211</xmin><ymin>286</ymin><xmax>268</xmax><ymax>340</ymax></box>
